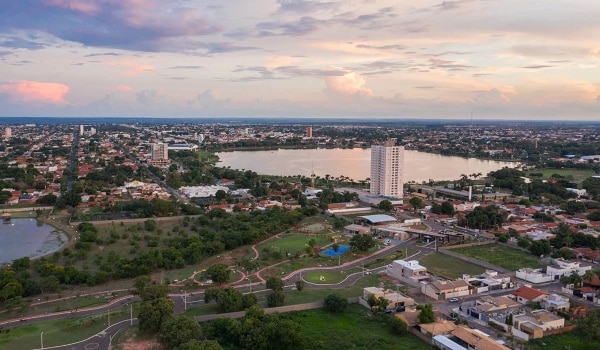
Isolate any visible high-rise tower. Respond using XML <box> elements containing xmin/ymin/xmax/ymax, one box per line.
<box><xmin>151</xmin><ymin>143</ymin><xmax>169</xmax><ymax>161</ymax></box>
<box><xmin>370</xmin><ymin>139</ymin><xmax>404</xmax><ymax>198</ymax></box>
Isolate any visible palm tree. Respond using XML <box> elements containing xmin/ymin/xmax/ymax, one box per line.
<box><xmin>583</xmin><ymin>270</ymin><xmax>596</xmax><ymax>286</ymax></box>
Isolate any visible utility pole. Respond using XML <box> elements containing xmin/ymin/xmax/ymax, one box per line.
<box><xmin>40</xmin><ymin>332</ymin><xmax>44</xmax><ymax>350</ymax></box>
<box><xmin>130</xmin><ymin>303</ymin><xmax>133</xmax><ymax>326</ymax></box>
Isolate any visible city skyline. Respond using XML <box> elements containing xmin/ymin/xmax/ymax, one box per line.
<box><xmin>0</xmin><ymin>1</ymin><xmax>599</xmax><ymax>120</ymax></box>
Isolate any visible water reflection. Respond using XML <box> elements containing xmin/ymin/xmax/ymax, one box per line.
<box><xmin>0</xmin><ymin>218</ymin><xmax>69</xmax><ymax>264</ymax></box>
<box><xmin>216</xmin><ymin>148</ymin><xmax>517</xmax><ymax>183</ymax></box>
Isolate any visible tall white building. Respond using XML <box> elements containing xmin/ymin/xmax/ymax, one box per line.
<box><xmin>79</xmin><ymin>124</ymin><xmax>84</xmax><ymax>135</ymax></box>
<box><xmin>370</xmin><ymin>139</ymin><xmax>404</xmax><ymax>198</ymax></box>
<box><xmin>4</xmin><ymin>127</ymin><xmax>11</xmax><ymax>139</ymax></box>
<box><xmin>151</xmin><ymin>143</ymin><xmax>169</xmax><ymax>161</ymax></box>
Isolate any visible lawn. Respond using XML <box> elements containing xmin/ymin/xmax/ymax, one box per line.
<box><xmin>256</xmin><ymin>233</ymin><xmax>333</xmax><ymax>253</ymax></box>
<box><xmin>419</xmin><ymin>253</ymin><xmax>485</xmax><ymax>279</ymax></box>
<box><xmin>450</xmin><ymin>243</ymin><xmax>540</xmax><ymax>271</ymax></box>
<box><xmin>283</xmin><ymin>304</ymin><xmax>431</xmax><ymax>350</ymax></box>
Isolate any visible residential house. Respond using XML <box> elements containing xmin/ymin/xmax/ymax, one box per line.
<box><xmin>433</xmin><ymin>325</ymin><xmax>510</xmax><ymax>350</ymax></box>
<box><xmin>360</xmin><ymin>287</ymin><xmax>415</xmax><ymax>311</ymax></box>
<box><xmin>545</xmin><ymin>259</ymin><xmax>592</xmax><ymax>280</ymax></box>
<box><xmin>512</xmin><ymin>310</ymin><xmax>565</xmax><ymax>340</ymax></box>
<box><xmin>422</xmin><ymin>279</ymin><xmax>470</xmax><ymax>300</ymax></box>
<box><xmin>541</xmin><ymin>294</ymin><xmax>570</xmax><ymax>311</ymax></box>
<box><xmin>465</xmin><ymin>295</ymin><xmax>522</xmax><ymax>323</ymax></box>
<box><xmin>420</xmin><ymin>320</ymin><xmax>457</xmax><ymax>337</ymax></box>
<box><xmin>462</xmin><ymin>270</ymin><xmax>513</xmax><ymax>293</ymax></box>
<box><xmin>387</xmin><ymin>260</ymin><xmax>430</xmax><ymax>287</ymax></box>
<box><xmin>511</xmin><ymin>286</ymin><xmax>548</xmax><ymax>305</ymax></box>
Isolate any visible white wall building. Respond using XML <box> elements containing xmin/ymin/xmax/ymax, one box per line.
<box><xmin>4</xmin><ymin>127</ymin><xmax>11</xmax><ymax>139</ymax></box>
<box><xmin>370</xmin><ymin>139</ymin><xmax>404</xmax><ymax>198</ymax></box>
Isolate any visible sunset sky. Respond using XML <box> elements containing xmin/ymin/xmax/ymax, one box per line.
<box><xmin>1</xmin><ymin>0</ymin><xmax>599</xmax><ymax>120</ymax></box>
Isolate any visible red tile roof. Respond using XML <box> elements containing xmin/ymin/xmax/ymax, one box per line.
<box><xmin>512</xmin><ymin>286</ymin><xmax>548</xmax><ymax>301</ymax></box>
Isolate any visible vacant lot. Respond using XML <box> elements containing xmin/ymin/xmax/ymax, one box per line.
<box><xmin>286</xmin><ymin>305</ymin><xmax>431</xmax><ymax>350</ymax></box>
<box><xmin>450</xmin><ymin>244</ymin><xmax>540</xmax><ymax>270</ymax></box>
<box><xmin>420</xmin><ymin>253</ymin><xmax>485</xmax><ymax>279</ymax></box>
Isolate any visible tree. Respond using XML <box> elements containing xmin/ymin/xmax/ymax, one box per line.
<box><xmin>204</xmin><ymin>287</ymin><xmax>252</xmax><ymax>312</ymax></box>
<box><xmin>265</xmin><ymin>277</ymin><xmax>284</xmax><ymax>292</ymax></box>
<box><xmin>179</xmin><ymin>340</ymin><xmax>224</xmax><ymax>350</ymax></box>
<box><xmin>205</xmin><ymin>264</ymin><xmax>231</xmax><ymax>284</ymax></box>
<box><xmin>134</xmin><ymin>275</ymin><xmax>168</xmax><ymax>302</ymax></box>
<box><xmin>159</xmin><ymin>315</ymin><xmax>203</xmax><ymax>349</ymax></box>
<box><xmin>529</xmin><ymin>240</ymin><xmax>552</xmax><ymax>257</ymax></box>
<box><xmin>367</xmin><ymin>294</ymin><xmax>389</xmax><ymax>313</ymax></box>
<box><xmin>388</xmin><ymin>315</ymin><xmax>408</xmax><ymax>335</ymax></box>
<box><xmin>267</xmin><ymin>290</ymin><xmax>285</xmax><ymax>307</ymax></box>
<box><xmin>349</xmin><ymin>234</ymin><xmax>376</xmax><ymax>252</ymax></box>
<box><xmin>144</xmin><ymin>219</ymin><xmax>157</xmax><ymax>232</ymax></box>
<box><xmin>378</xmin><ymin>200</ymin><xmax>393</xmax><ymax>212</ymax></box>
<box><xmin>417</xmin><ymin>303</ymin><xmax>435</xmax><ymax>324</ymax></box>
<box><xmin>583</xmin><ymin>270</ymin><xmax>596</xmax><ymax>285</ymax></box>
<box><xmin>138</xmin><ymin>297</ymin><xmax>174</xmax><ymax>333</ymax></box>
<box><xmin>295</xmin><ymin>280</ymin><xmax>304</xmax><ymax>291</ymax></box>
<box><xmin>409</xmin><ymin>197</ymin><xmax>424</xmax><ymax>212</ymax></box>
<box><xmin>324</xmin><ymin>294</ymin><xmax>348</xmax><ymax>313</ymax></box>
<box><xmin>440</xmin><ymin>201</ymin><xmax>455</xmax><ymax>216</ymax></box>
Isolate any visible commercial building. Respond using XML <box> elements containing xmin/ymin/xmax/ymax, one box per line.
<box><xmin>4</xmin><ymin>127</ymin><xmax>11</xmax><ymax>139</ymax></box>
<box><xmin>370</xmin><ymin>139</ymin><xmax>404</xmax><ymax>198</ymax></box>
<box><xmin>306</xmin><ymin>126</ymin><xmax>312</xmax><ymax>138</ymax></box>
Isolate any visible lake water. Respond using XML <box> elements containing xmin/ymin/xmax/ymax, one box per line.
<box><xmin>0</xmin><ymin>218</ymin><xmax>69</xmax><ymax>264</ymax></box>
<box><xmin>216</xmin><ymin>148</ymin><xmax>517</xmax><ymax>183</ymax></box>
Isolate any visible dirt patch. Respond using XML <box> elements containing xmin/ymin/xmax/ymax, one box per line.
<box><xmin>121</xmin><ymin>334</ymin><xmax>163</xmax><ymax>350</ymax></box>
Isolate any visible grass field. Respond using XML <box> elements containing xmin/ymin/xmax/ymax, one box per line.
<box><xmin>284</xmin><ymin>305</ymin><xmax>431</xmax><ymax>350</ymax></box>
<box><xmin>527</xmin><ymin>168</ymin><xmax>595</xmax><ymax>185</ymax></box>
<box><xmin>528</xmin><ymin>331</ymin><xmax>600</xmax><ymax>350</ymax></box>
<box><xmin>419</xmin><ymin>253</ymin><xmax>485</xmax><ymax>279</ymax></box>
<box><xmin>302</xmin><ymin>268</ymin><xmax>363</xmax><ymax>284</ymax></box>
<box><xmin>450</xmin><ymin>244</ymin><xmax>540</xmax><ymax>270</ymax></box>
<box><xmin>0</xmin><ymin>307</ymin><xmax>133</xmax><ymax>350</ymax></box>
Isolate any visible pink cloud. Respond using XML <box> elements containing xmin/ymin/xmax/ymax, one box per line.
<box><xmin>324</xmin><ymin>72</ymin><xmax>374</xmax><ymax>97</ymax></box>
<box><xmin>46</xmin><ymin>0</ymin><xmax>101</xmax><ymax>15</ymax></box>
<box><xmin>116</xmin><ymin>85</ymin><xmax>133</xmax><ymax>92</ymax></box>
<box><xmin>0</xmin><ymin>81</ymin><xmax>69</xmax><ymax>104</ymax></box>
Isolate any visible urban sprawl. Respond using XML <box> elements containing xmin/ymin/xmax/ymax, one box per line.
<box><xmin>1</xmin><ymin>121</ymin><xmax>600</xmax><ymax>350</ymax></box>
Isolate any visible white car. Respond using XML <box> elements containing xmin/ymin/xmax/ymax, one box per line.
<box><xmin>383</xmin><ymin>239</ymin><xmax>392</xmax><ymax>246</ymax></box>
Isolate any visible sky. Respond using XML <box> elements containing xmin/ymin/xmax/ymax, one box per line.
<box><xmin>0</xmin><ymin>0</ymin><xmax>599</xmax><ymax>120</ymax></box>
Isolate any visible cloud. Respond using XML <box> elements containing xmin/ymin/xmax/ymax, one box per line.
<box><xmin>116</xmin><ymin>85</ymin><xmax>132</xmax><ymax>92</ymax></box>
<box><xmin>256</xmin><ymin>16</ymin><xmax>325</xmax><ymax>36</ymax></box>
<box><xmin>0</xmin><ymin>36</ymin><xmax>45</xmax><ymax>50</ymax></box>
<box><xmin>276</xmin><ymin>0</ymin><xmax>339</xmax><ymax>13</ymax></box>
<box><xmin>356</xmin><ymin>44</ymin><xmax>407</xmax><ymax>50</ymax></box>
<box><xmin>0</xmin><ymin>80</ymin><xmax>69</xmax><ymax>104</ymax></box>
<box><xmin>84</xmin><ymin>52</ymin><xmax>120</xmax><ymax>57</ymax></box>
<box><xmin>324</xmin><ymin>72</ymin><xmax>373</xmax><ymax>97</ymax></box>
<box><xmin>136</xmin><ymin>89</ymin><xmax>163</xmax><ymax>105</ymax></box>
<box><xmin>0</xmin><ymin>0</ymin><xmax>223</xmax><ymax>52</ymax></box>
<box><xmin>521</xmin><ymin>65</ymin><xmax>554</xmax><ymax>69</ymax></box>
<box><xmin>169</xmin><ymin>66</ymin><xmax>203</xmax><ymax>70</ymax></box>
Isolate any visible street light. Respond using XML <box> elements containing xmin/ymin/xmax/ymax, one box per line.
<box><xmin>40</xmin><ymin>332</ymin><xmax>44</xmax><ymax>350</ymax></box>
<box><xmin>246</xmin><ymin>278</ymin><xmax>251</xmax><ymax>293</ymax></box>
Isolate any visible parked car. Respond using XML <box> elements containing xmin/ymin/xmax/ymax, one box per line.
<box><xmin>448</xmin><ymin>298</ymin><xmax>459</xmax><ymax>303</ymax></box>
<box><xmin>383</xmin><ymin>239</ymin><xmax>392</xmax><ymax>246</ymax></box>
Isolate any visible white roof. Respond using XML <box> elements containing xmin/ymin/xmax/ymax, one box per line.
<box><xmin>433</xmin><ymin>335</ymin><xmax>468</xmax><ymax>350</ymax></box>
<box><xmin>358</xmin><ymin>214</ymin><xmax>397</xmax><ymax>224</ymax></box>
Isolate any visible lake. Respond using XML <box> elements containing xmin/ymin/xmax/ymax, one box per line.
<box><xmin>0</xmin><ymin>218</ymin><xmax>69</xmax><ymax>264</ymax></box>
<box><xmin>216</xmin><ymin>148</ymin><xmax>517</xmax><ymax>183</ymax></box>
